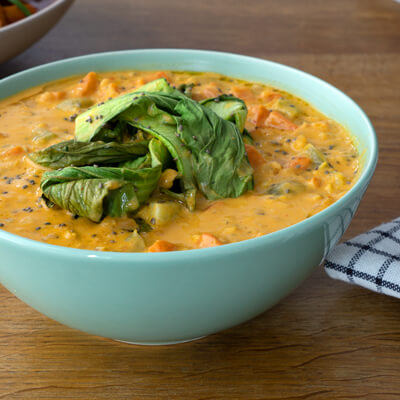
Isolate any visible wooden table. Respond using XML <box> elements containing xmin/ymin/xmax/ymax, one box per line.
<box><xmin>1</xmin><ymin>1</ymin><xmax>400</xmax><ymax>398</ymax></box>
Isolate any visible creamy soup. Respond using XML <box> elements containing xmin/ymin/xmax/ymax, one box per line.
<box><xmin>0</xmin><ymin>70</ymin><xmax>359</xmax><ymax>252</ymax></box>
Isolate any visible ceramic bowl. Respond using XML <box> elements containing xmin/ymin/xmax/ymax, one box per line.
<box><xmin>0</xmin><ymin>0</ymin><xmax>74</xmax><ymax>64</ymax></box>
<box><xmin>0</xmin><ymin>49</ymin><xmax>378</xmax><ymax>344</ymax></box>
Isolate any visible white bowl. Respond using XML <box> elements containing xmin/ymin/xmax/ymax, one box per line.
<box><xmin>0</xmin><ymin>0</ymin><xmax>74</xmax><ymax>64</ymax></box>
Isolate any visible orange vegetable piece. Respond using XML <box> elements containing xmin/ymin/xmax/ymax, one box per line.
<box><xmin>0</xmin><ymin>6</ymin><xmax>7</xmax><ymax>27</ymax></box>
<box><xmin>289</xmin><ymin>157</ymin><xmax>311</xmax><ymax>170</ymax></box>
<box><xmin>3</xmin><ymin>4</ymin><xmax>36</xmax><ymax>23</ymax></box>
<box><xmin>198</xmin><ymin>233</ymin><xmax>223</xmax><ymax>248</ymax></box>
<box><xmin>3</xmin><ymin>145</ymin><xmax>24</xmax><ymax>156</ymax></box>
<box><xmin>248</xmin><ymin>104</ymin><xmax>270</xmax><ymax>126</ymax></box>
<box><xmin>266</xmin><ymin>110</ymin><xmax>298</xmax><ymax>131</ymax></box>
<box><xmin>76</xmin><ymin>72</ymin><xmax>98</xmax><ymax>96</ymax></box>
<box><xmin>146</xmin><ymin>71</ymin><xmax>170</xmax><ymax>82</ymax></box>
<box><xmin>201</xmin><ymin>82</ymin><xmax>221</xmax><ymax>98</ymax></box>
<box><xmin>148</xmin><ymin>240</ymin><xmax>177</xmax><ymax>252</ymax></box>
<box><xmin>245</xmin><ymin>144</ymin><xmax>266</xmax><ymax>168</ymax></box>
<box><xmin>232</xmin><ymin>86</ymin><xmax>253</xmax><ymax>102</ymax></box>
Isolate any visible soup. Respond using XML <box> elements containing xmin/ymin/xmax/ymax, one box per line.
<box><xmin>0</xmin><ymin>70</ymin><xmax>359</xmax><ymax>252</ymax></box>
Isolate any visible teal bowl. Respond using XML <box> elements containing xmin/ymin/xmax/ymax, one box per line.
<box><xmin>0</xmin><ymin>50</ymin><xmax>377</xmax><ymax>344</ymax></box>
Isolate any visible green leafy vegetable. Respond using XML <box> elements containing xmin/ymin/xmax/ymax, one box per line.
<box><xmin>38</xmin><ymin>77</ymin><xmax>254</xmax><ymax>222</ymax></box>
<box><xmin>41</xmin><ymin>166</ymin><xmax>161</xmax><ymax>222</ymax></box>
<box><xmin>28</xmin><ymin>140</ymin><xmax>149</xmax><ymax>169</ymax></box>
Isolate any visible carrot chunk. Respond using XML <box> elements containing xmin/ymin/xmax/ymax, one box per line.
<box><xmin>148</xmin><ymin>240</ymin><xmax>176</xmax><ymax>252</ymax></box>
<box><xmin>0</xmin><ymin>6</ymin><xmax>7</xmax><ymax>27</ymax></box>
<box><xmin>201</xmin><ymin>82</ymin><xmax>221</xmax><ymax>98</ymax></box>
<box><xmin>232</xmin><ymin>86</ymin><xmax>253</xmax><ymax>102</ymax></box>
<box><xmin>3</xmin><ymin>145</ymin><xmax>24</xmax><ymax>156</ymax></box>
<box><xmin>266</xmin><ymin>110</ymin><xmax>298</xmax><ymax>131</ymax></box>
<box><xmin>245</xmin><ymin>144</ymin><xmax>266</xmax><ymax>168</ymax></box>
<box><xmin>289</xmin><ymin>156</ymin><xmax>311</xmax><ymax>170</ymax></box>
<box><xmin>198</xmin><ymin>233</ymin><xmax>223</xmax><ymax>248</ymax></box>
<box><xmin>76</xmin><ymin>72</ymin><xmax>98</xmax><ymax>96</ymax></box>
<box><xmin>3</xmin><ymin>4</ymin><xmax>36</xmax><ymax>23</ymax></box>
<box><xmin>248</xmin><ymin>104</ymin><xmax>270</xmax><ymax>126</ymax></box>
<box><xmin>146</xmin><ymin>71</ymin><xmax>170</xmax><ymax>82</ymax></box>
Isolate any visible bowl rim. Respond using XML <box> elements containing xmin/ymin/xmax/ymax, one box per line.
<box><xmin>0</xmin><ymin>0</ymin><xmax>72</xmax><ymax>34</ymax></box>
<box><xmin>0</xmin><ymin>48</ymin><xmax>378</xmax><ymax>261</ymax></box>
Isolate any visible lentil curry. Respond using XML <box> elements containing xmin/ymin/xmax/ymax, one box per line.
<box><xmin>0</xmin><ymin>71</ymin><xmax>359</xmax><ymax>252</ymax></box>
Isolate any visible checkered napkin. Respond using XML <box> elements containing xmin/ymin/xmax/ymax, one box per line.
<box><xmin>325</xmin><ymin>217</ymin><xmax>400</xmax><ymax>298</ymax></box>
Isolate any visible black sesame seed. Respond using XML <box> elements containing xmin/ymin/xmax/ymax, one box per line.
<box><xmin>92</xmin><ymin>234</ymin><xmax>97</xmax><ymax>237</ymax></box>
<box><xmin>44</xmin><ymin>222</ymin><xmax>51</xmax><ymax>225</ymax></box>
<box><xmin>150</xmin><ymin>218</ymin><xmax>156</xmax><ymax>225</ymax></box>
<box><xmin>35</xmin><ymin>227</ymin><xmax>41</xmax><ymax>231</ymax></box>
<box><xmin>282</xmin><ymin>151</ymin><xmax>288</xmax><ymax>155</ymax></box>
<box><xmin>112</xmin><ymin>231</ymin><xmax>117</xmax><ymax>235</ymax></box>
<box><xmin>59</xmin><ymin>223</ymin><xmax>66</xmax><ymax>227</ymax></box>
<box><xmin>29</xmin><ymin>180</ymin><xmax>36</xmax><ymax>185</ymax></box>
<box><xmin>0</xmin><ymin>223</ymin><xmax>4</xmax><ymax>227</ymax></box>
<box><xmin>22</xmin><ymin>185</ymin><xmax>28</xmax><ymax>189</ymax></box>
<box><xmin>2</xmin><ymin>191</ymin><xmax>8</xmax><ymax>195</ymax></box>
<box><xmin>3</xmin><ymin>176</ymin><xmax>8</xmax><ymax>180</ymax></box>
<box><xmin>73</xmin><ymin>215</ymin><xmax>80</xmax><ymax>220</ymax></box>
<box><xmin>286</xmin><ymin>139</ymin><xmax>292</xmax><ymax>143</ymax></box>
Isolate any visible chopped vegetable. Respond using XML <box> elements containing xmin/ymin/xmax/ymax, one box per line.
<box><xmin>148</xmin><ymin>240</ymin><xmax>176</xmax><ymax>252</ymax></box>
<box><xmin>198</xmin><ymin>233</ymin><xmax>223</xmax><ymax>248</ymax></box>
<box><xmin>245</xmin><ymin>144</ymin><xmax>266</xmax><ymax>168</ymax></box>
<box><xmin>289</xmin><ymin>156</ymin><xmax>312</xmax><ymax>170</ymax></box>
<box><xmin>266</xmin><ymin>110</ymin><xmax>298</xmax><ymax>131</ymax></box>
<box><xmin>29</xmin><ymin>140</ymin><xmax>148</xmax><ymax>169</ymax></box>
<box><xmin>266</xmin><ymin>180</ymin><xmax>305</xmax><ymax>196</ymax></box>
<box><xmin>41</xmin><ymin>166</ymin><xmax>161</xmax><ymax>222</ymax></box>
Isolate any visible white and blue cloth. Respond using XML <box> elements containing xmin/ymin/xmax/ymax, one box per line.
<box><xmin>325</xmin><ymin>217</ymin><xmax>400</xmax><ymax>299</ymax></box>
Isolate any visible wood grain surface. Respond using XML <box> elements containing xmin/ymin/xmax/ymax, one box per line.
<box><xmin>1</xmin><ymin>0</ymin><xmax>400</xmax><ymax>399</ymax></box>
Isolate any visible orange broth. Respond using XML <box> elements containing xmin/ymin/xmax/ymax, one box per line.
<box><xmin>0</xmin><ymin>70</ymin><xmax>359</xmax><ymax>251</ymax></box>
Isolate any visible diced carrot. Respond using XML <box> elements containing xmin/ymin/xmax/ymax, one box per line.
<box><xmin>146</xmin><ymin>71</ymin><xmax>170</xmax><ymax>82</ymax></box>
<box><xmin>232</xmin><ymin>86</ymin><xmax>253</xmax><ymax>102</ymax></box>
<box><xmin>311</xmin><ymin>176</ymin><xmax>321</xmax><ymax>188</ymax></box>
<box><xmin>198</xmin><ymin>233</ymin><xmax>223</xmax><ymax>248</ymax></box>
<box><xmin>260</xmin><ymin>91</ymin><xmax>282</xmax><ymax>103</ymax></box>
<box><xmin>245</xmin><ymin>144</ymin><xmax>266</xmax><ymax>168</ymax></box>
<box><xmin>201</xmin><ymin>82</ymin><xmax>221</xmax><ymax>98</ymax></box>
<box><xmin>3</xmin><ymin>145</ymin><xmax>24</xmax><ymax>156</ymax></box>
<box><xmin>266</xmin><ymin>110</ymin><xmax>298</xmax><ymax>131</ymax></box>
<box><xmin>3</xmin><ymin>4</ymin><xmax>36</xmax><ymax>23</ymax></box>
<box><xmin>248</xmin><ymin>104</ymin><xmax>270</xmax><ymax>126</ymax></box>
<box><xmin>289</xmin><ymin>156</ymin><xmax>311</xmax><ymax>170</ymax></box>
<box><xmin>148</xmin><ymin>240</ymin><xmax>176</xmax><ymax>252</ymax></box>
<box><xmin>0</xmin><ymin>6</ymin><xmax>7</xmax><ymax>27</ymax></box>
<box><xmin>76</xmin><ymin>72</ymin><xmax>98</xmax><ymax>96</ymax></box>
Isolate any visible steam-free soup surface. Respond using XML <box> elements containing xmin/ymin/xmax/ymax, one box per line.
<box><xmin>0</xmin><ymin>70</ymin><xmax>359</xmax><ymax>251</ymax></box>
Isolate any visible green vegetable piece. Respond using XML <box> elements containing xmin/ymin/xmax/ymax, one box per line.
<box><xmin>75</xmin><ymin>79</ymin><xmax>176</xmax><ymax>142</ymax></box>
<box><xmin>149</xmin><ymin>138</ymin><xmax>171</xmax><ymax>169</ymax></box>
<box><xmin>28</xmin><ymin>140</ymin><xmax>148</xmax><ymax>169</ymax></box>
<box><xmin>41</xmin><ymin>165</ymin><xmax>161</xmax><ymax>222</ymax></box>
<box><xmin>177</xmin><ymin>83</ymin><xmax>195</xmax><ymax>98</ymax></box>
<box><xmin>267</xmin><ymin>180</ymin><xmax>305</xmax><ymax>196</ymax></box>
<box><xmin>304</xmin><ymin>144</ymin><xmax>327</xmax><ymax>167</ymax></box>
<box><xmin>32</xmin><ymin>131</ymin><xmax>59</xmax><ymax>145</ymax></box>
<box><xmin>200</xmin><ymin>95</ymin><xmax>247</xmax><ymax>133</ymax></box>
<box><xmin>137</xmin><ymin>201</ymin><xmax>182</xmax><ymax>226</ymax></box>
<box><xmin>75</xmin><ymin>78</ymin><xmax>253</xmax><ymax>209</ymax></box>
<box><xmin>242</xmin><ymin>128</ymin><xmax>254</xmax><ymax>145</ymax></box>
<box><xmin>270</xmin><ymin>97</ymin><xmax>299</xmax><ymax>119</ymax></box>
<box><xmin>126</xmin><ymin>230</ymin><xmax>146</xmax><ymax>252</ymax></box>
